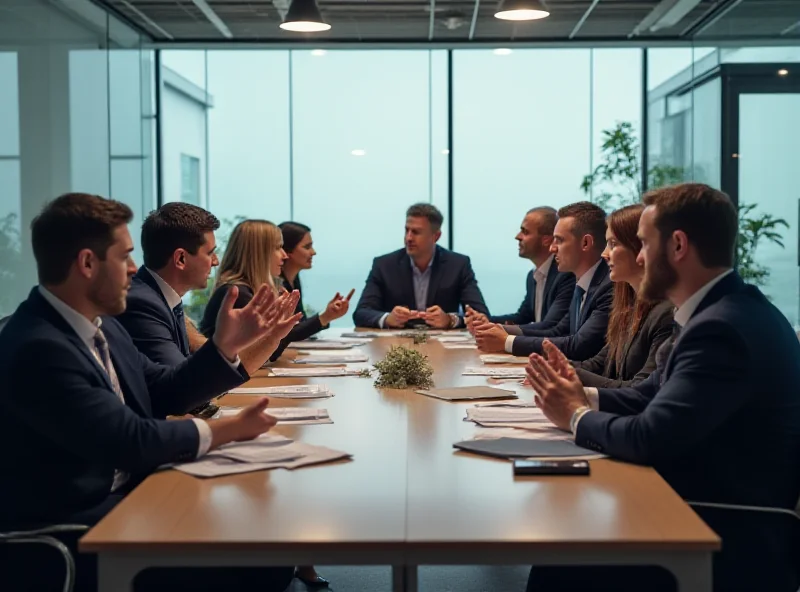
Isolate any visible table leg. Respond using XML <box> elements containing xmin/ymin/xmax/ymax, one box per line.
<box><xmin>97</xmin><ymin>555</ymin><xmax>140</xmax><ymax>592</ymax></box>
<box><xmin>392</xmin><ymin>564</ymin><xmax>418</xmax><ymax>592</ymax></box>
<box><xmin>659</xmin><ymin>552</ymin><xmax>713</xmax><ymax>592</ymax></box>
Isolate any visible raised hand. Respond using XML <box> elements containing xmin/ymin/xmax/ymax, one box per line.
<box><xmin>213</xmin><ymin>284</ymin><xmax>281</xmax><ymax>361</ymax></box>
<box><xmin>320</xmin><ymin>289</ymin><xmax>355</xmax><ymax>326</ymax></box>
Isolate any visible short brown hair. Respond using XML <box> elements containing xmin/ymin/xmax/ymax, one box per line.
<box><xmin>527</xmin><ymin>206</ymin><xmax>558</xmax><ymax>235</ymax></box>
<box><xmin>557</xmin><ymin>201</ymin><xmax>607</xmax><ymax>251</ymax></box>
<box><xmin>32</xmin><ymin>193</ymin><xmax>133</xmax><ymax>285</ymax></box>
<box><xmin>406</xmin><ymin>203</ymin><xmax>444</xmax><ymax>232</ymax></box>
<box><xmin>643</xmin><ymin>183</ymin><xmax>736</xmax><ymax>268</ymax></box>
<box><xmin>141</xmin><ymin>202</ymin><xmax>220</xmax><ymax>270</ymax></box>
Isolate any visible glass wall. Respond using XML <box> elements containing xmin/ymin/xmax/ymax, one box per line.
<box><xmin>0</xmin><ymin>0</ymin><xmax>155</xmax><ymax>317</ymax></box>
<box><xmin>163</xmin><ymin>48</ymin><xmax>642</xmax><ymax>323</ymax></box>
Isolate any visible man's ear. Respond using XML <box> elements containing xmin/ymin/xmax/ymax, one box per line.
<box><xmin>173</xmin><ymin>249</ymin><xmax>187</xmax><ymax>270</ymax></box>
<box><xmin>542</xmin><ymin>235</ymin><xmax>554</xmax><ymax>248</ymax></box>
<box><xmin>671</xmin><ymin>231</ymin><xmax>690</xmax><ymax>263</ymax></box>
<box><xmin>76</xmin><ymin>248</ymin><xmax>96</xmax><ymax>279</ymax></box>
<box><xmin>433</xmin><ymin>230</ymin><xmax>442</xmax><ymax>243</ymax></box>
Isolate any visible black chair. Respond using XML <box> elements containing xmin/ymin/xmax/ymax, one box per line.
<box><xmin>0</xmin><ymin>524</ymin><xmax>89</xmax><ymax>592</ymax></box>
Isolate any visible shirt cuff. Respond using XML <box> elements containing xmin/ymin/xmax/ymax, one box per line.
<box><xmin>584</xmin><ymin>387</ymin><xmax>599</xmax><ymax>410</ymax></box>
<box><xmin>214</xmin><ymin>341</ymin><xmax>242</xmax><ymax>369</ymax></box>
<box><xmin>570</xmin><ymin>407</ymin><xmax>592</xmax><ymax>437</ymax></box>
<box><xmin>192</xmin><ymin>418</ymin><xmax>213</xmax><ymax>457</ymax></box>
<box><xmin>379</xmin><ymin>313</ymin><xmax>389</xmax><ymax>329</ymax></box>
<box><xmin>504</xmin><ymin>335</ymin><xmax>515</xmax><ymax>353</ymax></box>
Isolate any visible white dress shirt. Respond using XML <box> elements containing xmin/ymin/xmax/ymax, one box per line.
<box><xmin>145</xmin><ymin>267</ymin><xmax>183</xmax><ymax>309</ymax></box>
<box><xmin>572</xmin><ymin>268</ymin><xmax>735</xmax><ymax>437</ymax></box>
<box><xmin>504</xmin><ymin>257</ymin><xmax>601</xmax><ymax>354</ymax></box>
<box><xmin>37</xmin><ymin>286</ymin><xmax>212</xmax><ymax>484</ymax></box>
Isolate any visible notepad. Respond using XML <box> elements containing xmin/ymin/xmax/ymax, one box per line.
<box><xmin>415</xmin><ymin>386</ymin><xmax>518</xmax><ymax>402</ymax></box>
<box><xmin>466</xmin><ymin>405</ymin><xmax>549</xmax><ymax>425</ymax></box>
<box><xmin>226</xmin><ymin>385</ymin><xmax>334</xmax><ymax>399</ymax></box>
<box><xmin>453</xmin><ymin>437</ymin><xmax>602</xmax><ymax>459</ymax></box>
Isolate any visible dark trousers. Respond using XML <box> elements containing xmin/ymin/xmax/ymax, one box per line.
<box><xmin>1</xmin><ymin>494</ymin><xmax>295</xmax><ymax>592</ymax></box>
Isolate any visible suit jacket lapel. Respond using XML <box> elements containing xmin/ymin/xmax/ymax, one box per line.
<box><xmin>137</xmin><ymin>267</ymin><xmax>182</xmax><ymax>339</ymax></box>
<box><xmin>579</xmin><ymin>261</ymin><xmax>608</xmax><ymax>325</ymax></box>
<box><xmin>542</xmin><ymin>262</ymin><xmax>559</xmax><ymax>309</ymax></box>
<box><xmin>106</xmin><ymin>335</ymin><xmax>150</xmax><ymax>416</ymax></box>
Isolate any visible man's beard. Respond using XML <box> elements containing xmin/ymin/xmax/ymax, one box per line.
<box><xmin>88</xmin><ymin>267</ymin><xmax>127</xmax><ymax>316</ymax></box>
<box><xmin>641</xmin><ymin>245</ymin><xmax>678</xmax><ymax>301</ymax></box>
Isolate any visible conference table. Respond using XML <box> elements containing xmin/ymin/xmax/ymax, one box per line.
<box><xmin>80</xmin><ymin>330</ymin><xmax>720</xmax><ymax>591</ymax></box>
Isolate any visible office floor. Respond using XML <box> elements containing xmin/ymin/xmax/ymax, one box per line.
<box><xmin>288</xmin><ymin>565</ymin><xmax>531</xmax><ymax>592</ymax></box>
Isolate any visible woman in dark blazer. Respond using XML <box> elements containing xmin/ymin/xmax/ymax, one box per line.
<box><xmin>200</xmin><ymin>219</ymin><xmax>351</xmax><ymax>364</ymax></box>
<box><xmin>278</xmin><ymin>221</ymin><xmax>354</xmax><ymax>326</ymax></box>
<box><xmin>573</xmin><ymin>204</ymin><xmax>674</xmax><ymax>388</ymax></box>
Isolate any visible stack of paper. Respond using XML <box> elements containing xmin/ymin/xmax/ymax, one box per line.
<box><xmin>479</xmin><ymin>354</ymin><xmax>529</xmax><ymax>364</ymax></box>
<box><xmin>216</xmin><ymin>407</ymin><xmax>333</xmax><ymax>425</ymax></box>
<box><xmin>270</xmin><ymin>367</ymin><xmax>369</xmax><ymax>377</ymax></box>
<box><xmin>472</xmin><ymin>426</ymin><xmax>571</xmax><ymax>442</ymax></box>
<box><xmin>465</xmin><ymin>402</ymin><xmax>548</xmax><ymax>426</ymax></box>
<box><xmin>172</xmin><ymin>436</ymin><xmax>351</xmax><ymax>478</ymax></box>
<box><xmin>293</xmin><ymin>352</ymin><xmax>369</xmax><ymax>364</ymax></box>
<box><xmin>286</xmin><ymin>340</ymin><xmax>355</xmax><ymax>350</ymax></box>
<box><xmin>462</xmin><ymin>367</ymin><xmax>527</xmax><ymax>378</ymax></box>
<box><xmin>442</xmin><ymin>343</ymin><xmax>478</xmax><ymax>350</ymax></box>
<box><xmin>226</xmin><ymin>385</ymin><xmax>334</xmax><ymax>399</ymax></box>
<box><xmin>340</xmin><ymin>331</ymin><xmax>381</xmax><ymax>338</ymax></box>
<box><xmin>433</xmin><ymin>334</ymin><xmax>474</xmax><ymax>343</ymax></box>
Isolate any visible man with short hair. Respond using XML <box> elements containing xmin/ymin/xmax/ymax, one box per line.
<box><xmin>527</xmin><ymin>184</ymin><xmax>800</xmax><ymax>592</ymax></box>
<box><xmin>466</xmin><ymin>206</ymin><xmax>574</xmax><ymax>332</ymax></box>
<box><xmin>0</xmin><ymin>193</ymin><xmax>297</xmax><ymax>592</ymax></box>
<box><xmin>475</xmin><ymin>201</ymin><xmax>611</xmax><ymax>361</ymax></box>
<box><xmin>353</xmin><ymin>203</ymin><xmax>489</xmax><ymax>328</ymax></box>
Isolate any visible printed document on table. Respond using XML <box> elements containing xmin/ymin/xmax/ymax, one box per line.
<box><xmin>462</xmin><ymin>367</ymin><xmax>527</xmax><ymax>378</ymax></box>
<box><xmin>226</xmin><ymin>384</ymin><xmax>333</xmax><ymax>399</ymax></box>
<box><xmin>270</xmin><ymin>367</ymin><xmax>369</xmax><ymax>377</ymax></box>
<box><xmin>293</xmin><ymin>353</ymin><xmax>369</xmax><ymax>364</ymax></box>
<box><xmin>216</xmin><ymin>407</ymin><xmax>333</xmax><ymax>425</ymax></box>
<box><xmin>479</xmin><ymin>354</ymin><xmax>529</xmax><ymax>364</ymax></box>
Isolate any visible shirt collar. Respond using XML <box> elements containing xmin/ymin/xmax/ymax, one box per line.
<box><xmin>576</xmin><ymin>259</ymin><xmax>602</xmax><ymax>293</ymax></box>
<box><xmin>38</xmin><ymin>285</ymin><xmax>101</xmax><ymax>347</ymax></box>
<box><xmin>410</xmin><ymin>250</ymin><xmax>435</xmax><ymax>275</ymax></box>
<box><xmin>145</xmin><ymin>268</ymin><xmax>183</xmax><ymax>309</ymax></box>
<box><xmin>534</xmin><ymin>254</ymin><xmax>554</xmax><ymax>281</ymax></box>
<box><xmin>674</xmin><ymin>269</ymin><xmax>734</xmax><ymax>327</ymax></box>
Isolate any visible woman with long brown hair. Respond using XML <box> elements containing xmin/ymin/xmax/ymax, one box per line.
<box><xmin>573</xmin><ymin>203</ymin><xmax>674</xmax><ymax>387</ymax></box>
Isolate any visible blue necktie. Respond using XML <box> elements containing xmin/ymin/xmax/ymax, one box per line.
<box><xmin>173</xmin><ymin>302</ymin><xmax>189</xmax><ymax>357</ymax></box>
<box><xmin>570</xmin><ymin>285</ymin><xmax>585</xmax><ymax>333</ymax></box>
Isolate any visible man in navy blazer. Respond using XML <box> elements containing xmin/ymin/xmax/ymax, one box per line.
<box><xmin>466</xmin><ymin>207</ymin><xmax>574</xmax><ymax>332</ymax></box>
<box><xmin>117</xmin><ymin>203</ymin><xmax>299</xmax><ymax>383</ymax></box>
<box><xmin>475</xmin><ymin>202</ymin><xmax>611</xmax><ymax>362</ymax></box>
<box><xmin>527</xmin><ymin>184</ymin><xmax>800</xmax><ymax>592</ymax></box>
<box><xmin>353</xmin><ymin>203</ymin><xmax>489</xmax><ymax>328</ymax></box>
<box><xmin>0</xmin><ymin>193</ymin><xmax>296</xmax><ymax>591</ymax></box>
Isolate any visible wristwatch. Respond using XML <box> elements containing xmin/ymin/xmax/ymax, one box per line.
<box><xmin>448</xmin><ymin>313</ymin><xmax>459</xmax><ymax>329</ymax></box>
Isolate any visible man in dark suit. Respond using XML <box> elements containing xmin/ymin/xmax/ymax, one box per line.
<box><xmin>0</xmin><ymin>193</ymin><xmax>297</xmax><ymax>591</ymax></box>
<box><xmin>117</xmin><ymin>203</ymin><xmax>299</xmax><ymax>381</ymax></box>
<box><xmin>353</xmin><ymin>203</ymin><xmax>489</xmax><ymax>328</ymax></box>
<box><xmin>526</xmin><ymin>184</ymin><xmax>800</xmax><ymax>592</ymax></box>
<box><xmin>475</xmin><ymin>202</ymin><xmax>611</xmax><ymax>362</ymax></box>
<box><xmin>465</xmin><ymin>206</ymin><xmax>574</xmax><ymax>333</ymax></box>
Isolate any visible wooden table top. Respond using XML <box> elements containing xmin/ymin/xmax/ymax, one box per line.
<box><xmin>81</xmin><ymin>332</ymin><xmax>719</xmax><ymax>554</ymax></box>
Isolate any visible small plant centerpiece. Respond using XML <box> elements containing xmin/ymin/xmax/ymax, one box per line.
<box><xmin>398</xmin><ymin>327</ymin><xmax>430</xmax><ymax>344</ymax></box>
<box><xmin>373</xmin><ymin>345</ymin><xmax>434</xmax><ymax>389</ymax></box>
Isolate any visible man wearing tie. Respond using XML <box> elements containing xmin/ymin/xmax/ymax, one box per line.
<box><xmin>466</xmin><ymin>206</ymin><xmax>574</xmax><ymax>332</ymax></box>
<box><xmin>118</xmin><ymin>203</ymin><xmax>299</xmax><ymax>408</ymax></box>
<box><xmin>475</xmin><ymin>202</ymin><xmax>611</xmax><ymax>361</ymax></box>
<box><xmin>526</xmin><ymin>184</ymin><xmax>800</xmax><ymax>592</ymax></box>
<box><xmin>353</xmin><ymin>203</ymin><xmax>489</xmax><ymax>329</ymax></box>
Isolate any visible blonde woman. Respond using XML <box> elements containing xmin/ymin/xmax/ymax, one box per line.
<box><xmin>200</xmin><ymin>220</ymin><xmax>350</xmax><ymax>367</ymax></box>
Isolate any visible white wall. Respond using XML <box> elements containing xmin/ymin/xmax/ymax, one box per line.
<box><xmin>161</xmin><ymin>86</ymin><xmax>207</xmax><ymax>205</ymax></box>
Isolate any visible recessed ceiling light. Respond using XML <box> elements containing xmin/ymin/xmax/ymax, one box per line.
<box><xmin>778</xmin><ymin>68</ymin><xmax>789</xmax><ymax>77</ymax></box>
<box><xmin>351</xmin><ymin>149</ymin><xmax>366</xmax><ymax>156</ymax></box>
<box><xmin>494</xmin><ymin>48</ymin><xmax>513</xmax><ymax>56</ymax></box>
<box><xmin>311</xmin><ymin>49</ymin><xmax>327</xmax><ymax>56</ymax></box>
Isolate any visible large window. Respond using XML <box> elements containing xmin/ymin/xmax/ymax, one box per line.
<box><xmin>0</xmin><ymin>0</ymin><xmax>155</xmax><ymax>317</ymax></box>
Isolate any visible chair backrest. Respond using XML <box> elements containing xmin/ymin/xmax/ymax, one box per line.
<box><xmin>0</xmin><ymin>315</ymin><xmax>10</xmax><ymax>335</ymax></box>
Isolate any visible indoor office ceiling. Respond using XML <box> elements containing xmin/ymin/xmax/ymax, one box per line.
<box><xmin>93</xmin><ymin>0</ymin><xmax>800</xmax><ymax>43</ymax></box>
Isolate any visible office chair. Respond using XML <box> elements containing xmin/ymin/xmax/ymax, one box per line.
<box><xmin>0</xmin><ymin>524</ymin><xmax>89</xmax><ymax>592</ymax></box>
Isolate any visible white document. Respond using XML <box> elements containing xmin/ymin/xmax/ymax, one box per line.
<box><xmin>472</xmin><ymin>426</ymin><xmax>572</xmax><ymax>442</ymax></box>
<box><xmin>172</xmin><ymin>442</ymin><xmax>351</xmax><ymax>478</ymax></box>
<box><xmin>462</xmin><ymin>366</ymin><xmax>527</xmax><ymax>378</ymax></box>
<box><xmin>293</xmin><ymin>353</ymin><xmax>369</xmax><ymax>364</ymax></box>
<box><xmin>270</xmin><ymin>367</ymin><xmax>368</xmax><ymax>377</ymax></box>
<box><xmin>216</xmin><ymin>407</ymin><xmax>333</xmax><ymax>425</ymax></box>
<box><xmin>443</xmin><ymin>343</ymin><xmax>478</xmax><ymax>350</ymax></box>
<box><xmin>286</xmin><ymin>341</ymin><xmax>354</xmax><ymax>350</ymax></box>
<box><xmin>225</xmin><ymin>385</ymin><xmax>333</xmax><ymax>399</ymax></box>
<box><xmin>434</xmin><ymin>334</ymin><xmax>474</xmax><ymax>343</ymax></box>
<box><xmin>208</xmin><ymin>435</ymin><xmax>302</xmax><ymax>463</ymax></box>
<box><xmin>480</xmin><ymin>354</ymin><xmax>529</xmax><ymax>364</ymax></box>
<box><xmin>466</xmin><ymin>405</ymin><xmax>550</xmax><ymax>425</ymax></box>
<box><xmin>340</xmin><ymin>332</ymin><xmax>380</xmax><ymax>338</ymax></box>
